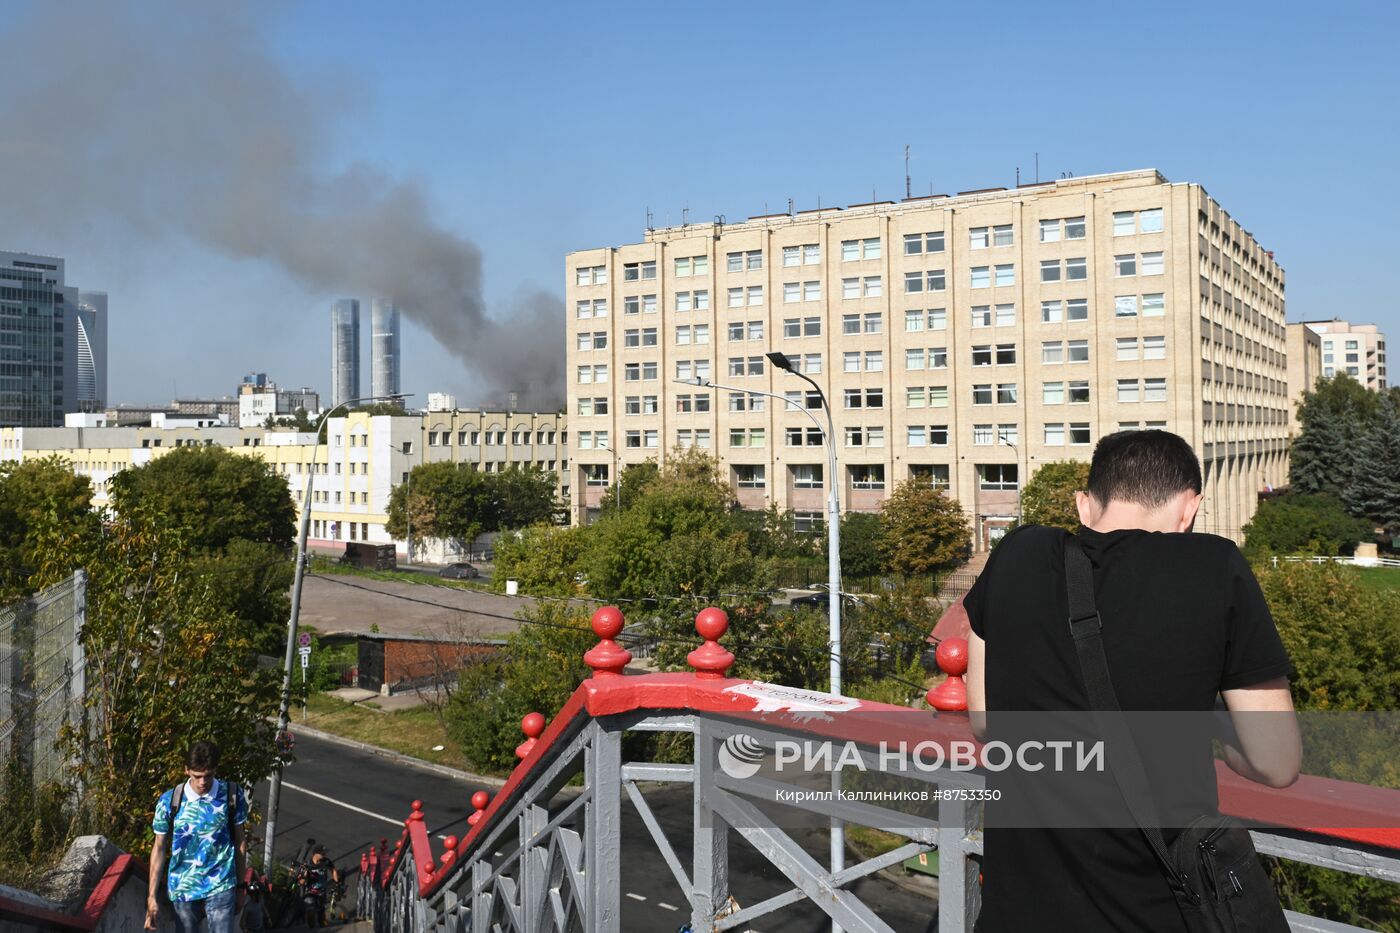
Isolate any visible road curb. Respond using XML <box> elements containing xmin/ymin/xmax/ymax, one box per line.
<box><xmin>290</xmin><ymin>723</ymin><xmax>508</xmax><ymax>788</ymax></box>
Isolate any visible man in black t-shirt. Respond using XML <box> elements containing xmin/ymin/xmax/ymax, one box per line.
<box><xmin>965</xmin><ymin>430</ymin><xmax>1299</xmax><ymax>932</ymax></box>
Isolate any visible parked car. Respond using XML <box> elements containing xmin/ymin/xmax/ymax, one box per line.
<box><xmin>439</xmin><ymin>562</ymin><xmax>479</xmax><ymax>580</ymax></box>
<box><xmin>788</xmin><ymin>588</ymin><xmax>861</xmax><ymax>609</ymax></box>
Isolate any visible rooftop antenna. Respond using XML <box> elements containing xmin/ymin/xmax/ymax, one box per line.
<box><xmin>681</xmin><ymin>205</ymin><xmax>689</xmax><ymax>228</ymax></box>
<box><xmin>787</xmin><ymin>198</ymin><xmax>794</xmax><ymax>217</ymax></box>
<box><xmin>1016</xmin><ymin>166</ymin><xmax>1020</xmax><ymax>186</ymax></box>
<box><xmin>646</xmin><ymin>205</ymin><xmax>654</xmax><ymax>232</ymax></box>
<box><xmin>713</xmin><ymin>214</ymin><xmax>725</xmax><ymax>240</ymax></box>
<box><xmin>905</xmin><ymin>145</ymin><xmax>911</xmax><ymax>199</ymax></box>
<box><xmin>1035</xmin><ymin>152</ymin><xmax>1040</xmax><ymax>183</ymax></box>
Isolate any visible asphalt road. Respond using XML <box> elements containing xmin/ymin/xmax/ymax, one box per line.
<box><xmin>254</xmin><ymin>733</ymin><xmax>938</xmax><ymax>932</ymax></box>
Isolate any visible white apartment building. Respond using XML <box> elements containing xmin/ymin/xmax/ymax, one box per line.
<box><xmin>1</xmin><ymin>408</ymin><xmax>568</xmax><ymax>558</ymax></box>
<box><xmin>1301</xmin><ymin>319</ymin><xmax>1388</xmax><ymax>390</ymax></box>
<box><xmin>567</xmin><ymin>169</ymin><xmax>1289</xmax><ymax>547</ymax></box>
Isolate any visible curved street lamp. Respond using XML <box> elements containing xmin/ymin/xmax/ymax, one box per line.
<box><xmin>263</xmin><ymin>393</ymin><xmax>408</xmax><ymax>868</ymax></box>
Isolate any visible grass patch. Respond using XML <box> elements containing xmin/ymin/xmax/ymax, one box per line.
<box><xmin>309</xmin><ymin>557</ymin><xmax>492</xmax><ymax>592</ymax></box>
<box><xmin>845</xmin><ymin>824</ymin><xmax>908</xmax><ymax>858</ymax></box>
<box><xmin>299</xmin><ymin>692</ymin><xmax>464</xmax><ymax>767</ymax></box>
<box><xmin>1350</xmin><ymin>566</ymin><xmax>1400</xmax><ymax>594</ymax></box>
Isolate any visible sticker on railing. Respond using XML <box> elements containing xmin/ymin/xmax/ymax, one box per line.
<box><xmin>724</xmin><ymin>681</ymin><xmax>863</xmax><ymax>717</ymax></box>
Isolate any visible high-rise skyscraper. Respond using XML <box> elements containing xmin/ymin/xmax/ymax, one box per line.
<box><xmin>1</xmin><ymin>251</ymin><xmax>105</xmax><ymax>426</ymax></box>
<box><xmin>73</xmin><ymin>290</ymin><xmax>108</xmax><ymax>412</ymax></box>
<box><xmin>371</xmin><ymin>299</ymin><xmax>402</xmax><ymax>402</ymax></box>
<box><xmin>331</xmin><ymin>298</ymin><xmax>360</xmax><ymax>409</ymax></box>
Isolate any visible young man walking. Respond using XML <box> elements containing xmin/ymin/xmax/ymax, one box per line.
<box><xmin>965</xmin><ymin>430</ymin><xmax>1300</xmax><ymax>931</ymax></box>
<box><xmin>146</xmin><ymin>741</ymin><xmax>250</xmax><ymax>932</ymax></box>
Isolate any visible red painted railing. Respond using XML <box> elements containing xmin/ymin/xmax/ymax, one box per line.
<box><xmin>0</xmin><ymin>854</ymin><xmax>142</xmax><ymax>931</ymax></box>
<box><xmin>364</xmin><ymin>605</ymin><xmax>1400</xmax><ymax>901</ymax></box>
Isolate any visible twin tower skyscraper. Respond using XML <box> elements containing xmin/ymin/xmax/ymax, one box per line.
<box><xmin>331</xmin><ymin>299</ymin><xmax>402</xmax><ymax>408</ymax></box>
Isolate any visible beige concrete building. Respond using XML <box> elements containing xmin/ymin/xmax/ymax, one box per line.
<box><xmin>0</xmin><ymin>408</ymin><xmax>568</xmax><ymax>559</ymax></box>
<box><xmin>566</xmin><ymin>169</ymin><xmax>1288</xmax><ymax>546</ymax></box>
<box><xmin>1300</xmin><ymin>319</ymin><xmax>1388</xmax><ymax>391</ymax></box>
<box><xmin>1285</xmin><ymin>323</ymin><xmax>1323</xmax><ymax>434</ymax></box>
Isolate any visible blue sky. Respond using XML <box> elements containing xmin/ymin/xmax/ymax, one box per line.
<box><xmin>10</xmin><ymin>0</ymin><xmax>1400</xmax><ymax>405</ymax></box>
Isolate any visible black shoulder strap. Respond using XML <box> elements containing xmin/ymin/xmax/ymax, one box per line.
<box><xmin>226</xmin><ymin>781</ymin><xmax>238</xmax><ymax>836</ymax></box>
<box><xmin>1065</xmin><ymin>536</ymin><xmax>1189</xmax><ymax>892</ymax></box>
<box><xmin>170</xmin><ymin>782</ymin><xmax>185</xmax><ymax>826</ymax></box>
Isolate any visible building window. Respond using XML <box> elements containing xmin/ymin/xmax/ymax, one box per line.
<box><xmin>971</xmin><ymin>306</ymin><xmax>992</xmax><ymax>328</ymax></box>
<box><xmin>1039</xmin><ymin>219</ymin><xmax>1061</xmax><ymax>243</ymax></box>
<box><xmin>1115</xmin><ymin>295</ymin><xmax>1138</xmax><ymax>317</ymax></box>
<box><xmin>1040</xmin><ymin>260</ymin><xmax>1061</xmax><ymax>283</ymax></box>
<box><xmin>674</xmin><ymin>255</ymin><xmax>710</xmax><ymax>277</ymax></box>
<box><xmin>841</xmin><ymin>237</ymin><xmax>882</xmax><ymax>261</ymax></box>
<box><xmin>1067</xmin><ymin>298</ymin><xmax>1088</xmax><ymax>321</ymax></box>
<box><xmin>993</xmin><ymin>224</ymin><xmax>1014</xmax><ymax>247</ymax></box>
<box><xmin>1065</xmin><ymin>258</ymin><xmax>1086</xmax><ymax>281</ymax></box>
<box><xmin>970</xmin><ymin>266</ymin><xmax>990</xmax><ymax>288</ymax></box>
<box><xmin>972</xmin><ymin>384</ymin><xmax>993</xmax><ymax>405</ymax></box>
<box><xmin>972</xmin><ymin>345</ymin><xmax>992</xmax><ymax>366</ymax></box>
<box><xmin>726</xmin><ymin>249</ymin><xmax>763</xmax><ymax>272</ymax></box>
<box><xmin>997</xmin><ymin>424</ymin><xmax>1018</xmax><ymax>446</ymax></box>
<box><xmin>1068</xmin><ymin>381</ymin><xmax>1090</xmax><ymax>403</ymax></box>
<box><xmin>1144</xmin><ymin>377</ymin><xmax>1167</xmax><ymax>402</ymax></box>
<box><xmin>623</xmin><ymin>261</ymin><xmax>657</xmax><ymax>281</ymax></box>
<box><xmin>996</xmin><ymin>344</ymin><xmax>1017</xmax><ymax>365</ymax></box>
<box><xmin>734</xmin><ymin>465</ymin><xmax>766</xmax><ymax>488</ymax></box>
<box><xmin>995</xmin><ymin>264</ymin><xmax>1015</xmax><ymax>286</ymax></box>
<box><xmin>905</xmin><ymin>309</ymin><xmax>925</xmax><ymax>332</ymax></box>
<box><xmin>1041</xmin><ymin>300</ymin><xmax>1063</xmax><ymax>323</ymax></box>
<box><xmin>1044</xmin><ymin>423</ymin><xmax>1065</xmax><ymax>445</ymax></box>
<box><xmin>1065</xmin><ymin>216</ymin><xmax>1086</xmax><ymax>239</ymax></box>
<box><xmin>904</xmin><ymin>232</ymin><xmax>945</xmax><ymax>254</ymax></box>
<box><xmin>970</xmin><ymin>227</ymin><xmax>990</xmax><ymax>249</ymax></box>
<box><xmin>1042</xmin><ymin>341</ymin><xmax>1064</xmax><ymax>364</ymax></box>
<box><xmin>1069</xmin><ymin>423</ymin><xmax>1092</xmax><ymax>445</ymax></box>
<box><xmin>1117</xmin><ymin>378</ymin><xmax>1140</xmax><ymax>403</ymax></box>
<box><xmin>1141</xmin><ymin>252</ymin><xmax>1164</xmax><ymax>275</ymax></box>
<box><xmin>792</xmin><ymin>464</ymin><xmax>823</xmax><ymax>488</ymax></box>
<box><xmin>1067</xmin><ymin>340</ymin><xmax>1089</xmax><ymax>363</ymax></box>
<box><xmin>997</xmin><ymin>383</ymin><xmax>1018</xmax><ymax>404</ymax></box>
<box><xmin>1113</xmin><ymin>211</ymin><xmax>1136</xmax><ymax>236</ymax></box>
<box><xmin>1140</xmin><ymin>208</ymin><xmax>1163</xmax><ymax>233</ymax></box>
<box><xmin>929</xmin><ymin>348</ymin><xmax>948</xmax><ymax>368</ymax></box>
<box><xmin>910</xmin><ymin>464</ymin><xmax>951</xmax><ymax>488</ymax></box>
<box><xmin>1142</xmin><ymin>293</ymin><xmax>1165</xmax><ymax>316</ymax></box>
<box><xmin>1117</xmin><ymin>338</ymin><xmax>1139</xmax><ymax>361</ymax></box>
<box><xmin>575</xmin><ymin>265</ymin><xmax>607</xmax><ymax>286</ymax></box>
<box><xmin>978</xmin><ymin>464</ymin><xmax>1019</xmax><ymax>490</ymax></box>
<box><xmin>850</xmin><ymin>465</ymin><xmax>885</xmax><ymax>490</ymax></box>
<box><xmin>1114</xmin><ymin>254</ymin><xmax>1137</xmax><ymax>277</ymax></box>
<box><xmin>973</xmin><ymin>423</ymin><xmax>995</xmax><ymax>445</ymax></box>
<box><xmin>906</xmin><ymin>348</ymin><xmax>926</xmax><ymax>371</ymax></box>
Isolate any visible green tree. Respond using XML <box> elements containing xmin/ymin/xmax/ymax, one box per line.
<box><xmin>385</xmin><ymin>461</ymin><xmax>496</xmax><ymax>549</ymax></box>
<box><xmin>878</xmin><ymin>480</ymin><xmax>971</xmax><ymax>578</ymax></box>
<box><xmin>445</xmin><ymin>601</ymin><xmax>595</xmax><ymax>774</ymax></box>
<box><xmin>597</xmin><ymin>460</ymin><xmax>660</xmax><ymax>514</ymax></box>
<box><xmin>491</xmin><ymin>524</ymin><xmax>588</xmax><ymax>596</ymax></box>
<box><xmin>820</xmin><ymin>511</ymin><xmax>886</xmax><ymax>580</ymax></box>
<box><xmin>265</xmin><ymin>407</ymin><xmax>315</xmax><ymax>432</ymax></box>
<box><xmin>1289</xmin><ymin>374</ymin><xmax>1380</xmax><ymax>498</ymax></box>
<box><xmin>0</xmin><ymin>456</ymin><xmax>97</xmax><ymax>600</ymax></box>
<box><xmin>1021</xmin><ymin>460</ymin><xmax>1090</xmax><ymax>532</ymax></box>
<box><xmin>108</xmin><ymin>446</ymin><xmax>295</xmax><ymax>550</ymax></box>
<box><xmin>1242</xmin><ymin>493</ymin><xmax>1371</xmax><ymax>557</ymax></box>
<box><xmin>23</xmin><ymin>495</ymin><xmax>286</xmax><ymax>856</ymax></box>
<box><xmin>492</xmin><ymin>467</ymin><xmax>561</xmax><ymax>529</ymax></box>
<box><xmin>1343</xmin><ymin>398</ymin><xmax>1400</xmax><ymax>532</ymax></box>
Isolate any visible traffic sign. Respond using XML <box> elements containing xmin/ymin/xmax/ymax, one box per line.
<box><xmin>298</xmin><ymin>646</ymin><xmax>312</xmax><ymax>657</ymax></box>
<box><xmin>299</xmin><ymin>654</ymin><xmax>309</xmax><ymax>669</ymax></box>
<box><xmin>299</xmin><ymin>633</ymin><xmax>312</xmax><ymax>648</ymax></box>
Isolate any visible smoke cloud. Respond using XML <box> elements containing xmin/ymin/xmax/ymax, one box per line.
<box><xmin>0</xmin><ymin>3</ymin><xmax>563</xmax><ymax>408</ymax></box>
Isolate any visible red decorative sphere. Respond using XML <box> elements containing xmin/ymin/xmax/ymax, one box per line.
<box><xmin>695</xmin><ymin>606</ymin><xmax>729</xmax><ymax>641</ymax></box>
<box><xmin>471</xmin><ymin>790</ymin><xmax>489</xmax><ymax>810</ymax></box>
<box><xmin>411</xmin><ymin>799</ymin><xmax>423</xmax><ymax>812</ymax></box>
<box><xmin>521</xmin><ymin>712</ymin><xmax>545</xmax><ymax>738</ymax></box>
<box><xmin>443</xmin><ymin>836</ymin><xmax>458</xmax><ymax>851</ymax></box>
<box><xmin>422</xmin><ymin>860</ymin><xmax>434</xmax><ymax>875</ymax></box>
<box><xmin>936</xmin><ymin>638</ymin><xmax>969</xmax><ymax>677</ymax></box>
<box><xmin>591</xmin><ymin>605</ymin><xmax>625</xmax><ymax>639</ymax></box>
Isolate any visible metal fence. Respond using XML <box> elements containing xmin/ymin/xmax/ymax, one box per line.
<box><xmin>0</xmin><ymin>572</ymin><xmax>87</xmax><ymax>785</ymax></box>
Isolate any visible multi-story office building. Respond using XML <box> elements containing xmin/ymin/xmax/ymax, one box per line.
<box><xmin>1285</xmin><ymin>323</ymin><xmax>1323</xmax><ymax>434</ymax></box>
<box><xmin>567</xmin><ymin>169</ymin><xmax>1288</xmax><ymax>546</ymax></box>
<box><xmin>371</xmin><ymin>300</ymin><xmax>403</xmax><ymax>403</ymax></box>
<box><xmin>0</xmin><ymin>251</ymin><xmax>107</xmax><ymax>427</ymax></box>
<box><xmin>1</xmin><ymin>408</ymin><xmax>569</xmax><ymax>557</ymax></box>
<box><xmin>237</xmin><ymin>375</ymin><xmax>321</xmax><ymax>427</ymax></box>
<box><xmin>331</xmin><ymin>298</ymin><xmax>361</xmax><ymax>408</ymax></box>
<box><xmin>1300</xmin><ymin>319</ymin><xmax>1387</xmax><ymax>390</ymax></box>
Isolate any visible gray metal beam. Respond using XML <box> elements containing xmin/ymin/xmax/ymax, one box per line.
<box><xmin>710</xmin><ymin>787</ymin><xmax>896</xmax><ymax>933</ymax></box>
<box><xmin>1253</xmin><ymin>832</ymin><xmax>1400</xmax><ymax>884</ymax></box>
<box><xmin>624</xmin><ymin>779</ymin><xmax>693</xmax><ymax>895</ymax></box>
<box><xmin>1284</xmin><ymin>910</ymin><xmax>1376</xmax><ymax>933</ymax></box>
<box><xmin>937</xmin><ymin>798</ymin><xmax>980</xmax><ymax>933</ymax></box>
<box><xmin>691</xmin><ymin>730</ymin><xmax>731</xmax><ymax>931</ymax></box>
<box><xmin>713</xmin><ymin>771</ymin><xmax>938</xmax><ymax>844</ymax></box>
<box><xmin>586</xmin><ymin>724</ymin><xmax>623</xmax><ymax>933</ymax></box>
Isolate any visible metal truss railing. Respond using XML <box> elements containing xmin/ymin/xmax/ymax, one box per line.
<box><xmin>355</xmin><ymin>606</ymin><xmax>1400</xmax><ymax>933</ymax></box>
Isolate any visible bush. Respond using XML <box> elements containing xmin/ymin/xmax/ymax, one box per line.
<box><xmin>1243</xmin><ymin>492</ymin><xmax>1373</xmax><ymax>558</ymax></box>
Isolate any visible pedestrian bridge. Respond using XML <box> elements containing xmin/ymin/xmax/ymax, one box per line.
<box><xmin>355</xmin><ymin>607</ymin><xmax>1400</xmax><ymax>933</ymax></box>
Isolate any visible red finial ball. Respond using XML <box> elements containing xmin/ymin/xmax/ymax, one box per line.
<box><xmin>584</xmin><ymin>606</ymin><xmax>632</xmax><ymax>677</ymax></box>
<box><xmin>422</xmin><ymin>860</ymin><xmax>433</xmax><ymax>875</ymax></box>
<box><xmin>688</xmin><ymin>607</ymin><xmax>735</xmax><ymax>680</ymax></box>
<box><xmin>591</xmin><ymin>605</ymin><xmax>625</xmax><ymax>640</ymax></box>
<box><xmin>412</xmin><ymin>799</ymin><xmax>423</xmax><ymax>812</ymax></box>
<box><xmin>516</xmin><ymin>712</ymin><xmax>546</xmax><ymax>759</ymax></box>
<box><xmin>695</xmin><ymin>606</ymin><xmax>729</xmax><ymax>641</ymax></box>
<box><xmin>471</xmin><ymin>790</ymin><xmax>489</xmax><ymax>810</ymax></box>
<box><xmin>444</xmin><ymin>835</ymin><xmax>458</xmax><ymax>851</ymax></box>
<box><xmin>936</xmin><ymin>638</ymin><xmax>969</xmax><ymax>677</ymax></box>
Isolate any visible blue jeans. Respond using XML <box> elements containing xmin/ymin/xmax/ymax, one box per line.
<box><xmin>172</xmin><ymin>887</ymin><xmax>237</xmax><ymax>933</ymax></box>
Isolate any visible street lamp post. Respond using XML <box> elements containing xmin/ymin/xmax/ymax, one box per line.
<box><xmin>402</xmin><ymin>441</ymin><xmax>413</xmax><ymax>566</ymax></box>
<box><xmin>262</xmin><ymin>393</ymin><xmax>407</xmax><ymax>870</ymax></box>
<box><xmin>999</xmin><ymin>432</ymin><xmax>1023</xmax><ymax>524</ymax></box>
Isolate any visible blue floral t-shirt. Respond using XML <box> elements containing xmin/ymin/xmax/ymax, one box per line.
<box><xmin>152</xmin><ymin>779</ymin><xmax>248</xmax><ymax>902</ymax></box>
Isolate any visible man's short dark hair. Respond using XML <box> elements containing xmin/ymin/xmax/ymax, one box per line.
<box><xmin>1085</xmin><ymin>430</ymin><xmax>1202</xmax><ymax>509</ymax></box>
<box><xmin>186</xmin><ymin>740</ymin><xmax>221</xmax><ymax>772</ymax></box>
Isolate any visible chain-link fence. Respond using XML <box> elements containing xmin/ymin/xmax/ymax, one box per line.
<box><xmin>0</xmin><ymin>571</ymin><xmax>87</xmax><ymax>785</ymax></box>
